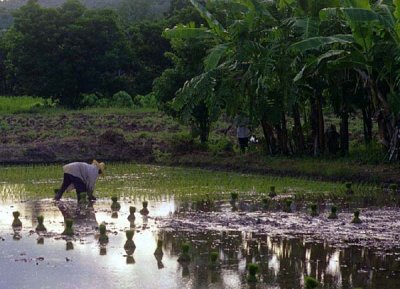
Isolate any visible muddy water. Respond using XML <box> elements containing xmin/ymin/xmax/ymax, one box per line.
<box><xmin>0</xmin><ymin>198</ymin><xmax>399</xmax><ymax>289</ymax></box>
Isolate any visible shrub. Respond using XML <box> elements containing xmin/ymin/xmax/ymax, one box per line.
<box><xmin>80</xmin><ymin>93</ymin><xmax>99</xmax><ymax>107</ymax></box>
<box><xmin>97</xmin><ymin>98</ymin><xmax>111</xmax><ymax>108</ymax></box>
<box><xmin>209</xmin><ymin>137</ymin><xmax>234</xmax><ymax>155</ymax></box>
<box><xmin>133</xmin><ymin>93</ymin><xmax>157</xmax><ymax>108</ymax></box>
<box><xmin>112</xmin><ymin>91</ymin><xmax>133</xmax><ymax>108</ymax></box>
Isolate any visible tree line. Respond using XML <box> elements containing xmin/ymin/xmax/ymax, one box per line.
<box><xmin>0</xmin><ymin>0</ymin><xmax>195</xmax><ymax>106</ymax></box>
<box><xmin>155</xmin><ymin>0</ymin><xmax>400</xmax><ymax>160</ymax></box>
<box><xmin>2</xmin><ymin>0</ymin><xmax>400</xmax><ymax>160</ymax></box>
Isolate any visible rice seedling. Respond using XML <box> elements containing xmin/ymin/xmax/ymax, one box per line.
<box><xmin>328</xmin><ymin>205</ymin><xmax>338</xmax><ymax>219</ymax></box>
<box><xmin>62</xmin><ymin>219</ymin><xmax>74</xmax><ymax>236</ymax></box>
<box><xmin>140</xmin><ymin>201</ymin><xmax>149</xmax><ymax>216</ymax></box>
<box><xmin>247</xmin><ymin>263</ymin><xmax>258</xmax><ymax>283</ymax></box>
<box><xmin>99</xmin><ymin>224</ymin><xmax>109</xmax><ymax>244</ymax></box>
<box><xmin>79</xmin><ymin>193</ymin><xmax>88</xmax><ymax>205</ymax></box>
<box><xmin>12</xmin><ymin>211</ymin><xmax>22</xmax><ymax>227</ymax></box>
<box><xmin>177</xmin><ymin>242</ymin><xmax>191</xmax><ymax>263</ymax></box>
<box><xmin>124</xmin><ymin>230</ymin><xmax>136</xmax><ymax>255</ymax></box>
<box><xmin>110</xmin><ymin>196</ymin><xmax>121</xmax><ymax>211</ymax></box>
<box><xmin>127</xmin><ymin>206</ymin><xmax>136</xmax><ymax>221</ymax></box>
<box><xmin>310</xmin><ymin>203</ymin><xmax>318</xmax><ymax>217</ymax></box>
<box><xmin>304</xmin><ymin>276</ymin><xmax>319</xmax><ymax>289</ymax></box>
<box><xmin>230</xmin><ymin>192</ymin><xmax>238</xmax><ymax>202</ymax></box>
<box><xmin>209</xmin><ymin>251</ymin><xmax>219</xmax><ymax>267</ymax></box>
<box><xmin>351</xmin><ymin>210</ymin><xmax>362</xmax><ymax>224</ymax></box>
<box><xmin>269</xmin><ymin>186</ymin><xmax>277</xmax><ymax>198</ymax></box>
<box><xmin>35</xmin><ymin>215</ymin><xmax>46</xmax><ymax>232</ymax></box>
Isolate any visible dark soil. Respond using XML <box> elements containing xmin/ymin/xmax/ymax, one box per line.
<box><xmin>2</xmin><ymin>111</ymin><xmax>400</xmax><ymax>185</ymax></box>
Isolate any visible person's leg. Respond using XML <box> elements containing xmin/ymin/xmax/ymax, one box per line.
<box><xmin>54</xmin><ymin>174</ymin><xmax>73</xmax><ymax>200</ymax></box>
<box><xmin>238</xmin><ymin>138</ymin><xmax>246</xmax><ymax>153</ymax></box>
<box><xmin>70</xmin><ymin>175</ymin><xmax>87</xmax><ymax>202</ymax></box>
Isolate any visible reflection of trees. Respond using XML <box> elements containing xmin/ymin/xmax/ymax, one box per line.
<box><xmin>156</xmin><ymin>229</ymin><xmax>399</xmax><ymax>289</ymax></box>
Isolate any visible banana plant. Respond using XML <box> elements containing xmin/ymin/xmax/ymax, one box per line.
<box><xmin>164</xmin><ymin>0</ymin><xmax>303</xmax><ymax>153</ymax></box>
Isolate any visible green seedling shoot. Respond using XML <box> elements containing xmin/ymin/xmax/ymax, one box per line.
<box><xmin>62</xmin><ymin>219</ymin><xmax>74</xmax><ymax>236</ymax></box>
<box><xmin>310</xmin><ymin>203</ymin><xmax>318</xmax><ymax>217</ymax></box>
<box><xmin>351</xmin><ymin>210</ymin><xmax>362</xmax><ymax>224</ymax></box>
<box><xmin>177</xmin><ymin>242</ymin><xmax>191</xmax><ymax>263</ymax></box>
<box><xmin>304</xmin><ymin>276</ymin><xmax>319</xmax><ymax>289</ymax></box>
<box><xmin>247</xmin><ymin>263</ymin><xmax>259</xmax><ymax>283</ymax></box>
<box><xmin>269</xmin><ymin>186</ymin><xmax>277</xmax><ymax>198</ymax></box>
<box><xmin>99</xmin><ymin>224</ymin><xmax>109</xmax><ymax>243</ymax></box>
<box><xmin>154</xmin><ymin>240</ymin><xmax>163</xmax><ymax>256</ymax></box>
<box><xmin>12</xmin><ymin>211</ymin><xmax>22</xmax><ymax>227</ymax></box>
<box><xmin>111</xmin><ymin>196</ymin><xmax>121</xmax><ymax>211</ymax></box>
<box><xmin>328</xmin><ymin>205</ymin><xmax>338</xmax><ymax>219</ymax></box>
<box><xmin>36</xmin><ymin>215</ymin><xmax>47</xmax><ymax>232</ymax></box>
<box><xmin>140</xmin><ymin>201</ymin><xmax>149</xmax><ymax>216</ymax></box>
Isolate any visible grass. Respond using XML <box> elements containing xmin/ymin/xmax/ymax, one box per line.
<box><xmin>1</xmin><ymin>95</ymin><xmax>400</xmax><ymax>187</ymax></box>
<box><xmin>0</xmin><ymin>163</ymin><xmax>381</xmax><ymax>203</ymax></box>
<box><xmin>0</xmin><ymin>96</ymin><xmax>46</xmax><ymax>114</ymax></box>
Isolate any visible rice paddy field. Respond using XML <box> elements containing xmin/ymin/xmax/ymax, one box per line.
<box><xmin>1</xmin><ymin>163</ymin><xmax>400</xmax><ymax>289</ymax></box>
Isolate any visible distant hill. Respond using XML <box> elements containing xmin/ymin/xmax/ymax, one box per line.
<box><xmin>0</xmin><ymin>0</ymin><xmax>171</xmax><ymax>29</ymax></box>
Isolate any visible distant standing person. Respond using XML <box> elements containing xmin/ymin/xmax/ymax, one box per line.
<box><xmin>54</xmin><ymin>160</ymin><xmax>105</xmax><ymax>202</ymax></box>
<box><xmin>235</xmin><ymin>114</ymin><xmax>250</xmax><ymax>153</ymax></box>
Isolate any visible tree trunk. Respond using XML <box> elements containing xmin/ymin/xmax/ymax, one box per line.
<box><xmin>292</xmin><ymin>103</ymin><xmax>305</xmax><ymax>153</ymax></box>
<box><xmin>362</xmin><ymin>106</ymin><xmax>373</xmax><ymax>145</ymax></box>
<box><xmin>317</xmin><ymin>93</ymin><xmax>325</xmax><ymax>154</ymax></box>
<box><xmin>340</xmin><ymin>108</ymin><xmax>349</xmax><ymax>156</ymax></box>
<box><xmin>279</xmin><ymin>112</ymin><xmax>289</xmax><ymax>154</ymax></box>
<box><xmin>310</xmin><ymin>92</ymin><xmax>325</xmax><ymax>156</ymax></box>
<box><xmin>261</xmin><ymin>118</ymin><xmax>275</xmax><ymax>155</ymax></box>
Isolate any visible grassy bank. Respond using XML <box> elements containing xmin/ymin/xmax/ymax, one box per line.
<box><xmin>1</xmin><ymin>96</ymin><xmax>400</xmax><ymax>185</ymax></box>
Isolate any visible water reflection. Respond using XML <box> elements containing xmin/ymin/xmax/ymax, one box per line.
<box><xmin>0</xmin><ymin>199</ymin><xmax>399</xmax><ymax>289</ymax></box>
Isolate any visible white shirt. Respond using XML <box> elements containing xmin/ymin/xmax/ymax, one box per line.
<box><xmin>63</xmin><ymin>162</ymin><xmax>99</xmax><ymax>194</ymax></box>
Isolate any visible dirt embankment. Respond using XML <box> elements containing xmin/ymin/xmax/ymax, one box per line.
<box><xmin>1</xmin><ymin>111</ymin><xmax>400</xmax><ymax>185</ymax></box>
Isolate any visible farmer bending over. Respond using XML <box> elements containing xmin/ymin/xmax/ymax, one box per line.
<box><xmin>54</xmin><ymin>160</ymin><xmax>105</xmax><ymax>201</ymax></box>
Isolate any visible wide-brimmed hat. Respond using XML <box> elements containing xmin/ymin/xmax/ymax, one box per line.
<box><xmin>92</xmin><ymin>160</ymin><xmax>105</xmax><ymax>176</ymax></box>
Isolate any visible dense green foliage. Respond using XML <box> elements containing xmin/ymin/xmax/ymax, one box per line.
<box><xmin>0</xmin><ymin>0</ymin><xmax>193</xmax><ymax>107</ymax></box>
<box><xmin>3</xmin><ymin>0</ymin><xmax>400</xmax><ymax>160</ymax></box>
<box><xmin>160</xmin><ymin>0</ymin><xmax>400</xmax><ymax>160</ymax></box>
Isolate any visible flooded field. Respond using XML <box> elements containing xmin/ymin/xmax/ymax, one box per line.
<box><xmin>1</xmin><ymin>198</ymin><xmax>399</xmax><ymax>289</ymax></box>
<box><xmin>1</xmin><ymin>164</ymin><xmax>399</xmax><ymax>289</ymax></box>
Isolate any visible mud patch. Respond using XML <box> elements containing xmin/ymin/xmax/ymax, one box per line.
<box><xmin>158</xmin><ymin>206</ymin><xmax>400</xmax><ymax>251</ymax></box>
